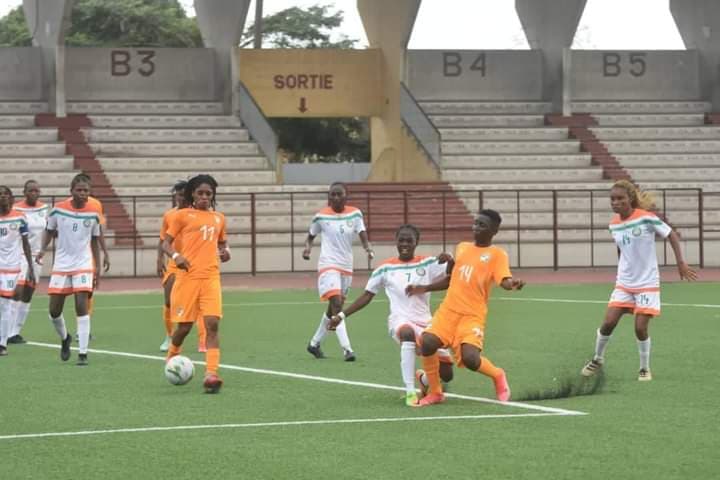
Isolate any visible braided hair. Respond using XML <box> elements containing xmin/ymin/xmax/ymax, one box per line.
<box><xmin>184</xmin><ymin>174</ymin><xmax>218</xmax><ymax>210</ymax></box>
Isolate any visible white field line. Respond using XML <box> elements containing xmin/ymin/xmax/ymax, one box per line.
<box><xmin>0</xmin><ymin>412</ymin><xmax>567</xmax><ymax>441</ymax></box>
<box><xmin>26</xmin><ymin>342</ymin><xmax>585</xmax><ymax>416</ymax></box>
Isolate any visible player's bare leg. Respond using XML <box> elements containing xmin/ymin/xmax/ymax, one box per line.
<box><xmin>49</xmin><ymin>294</ymin><xmax>72</xmax><ymax>361</ymax></box>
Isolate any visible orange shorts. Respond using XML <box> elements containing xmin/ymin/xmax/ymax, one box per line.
<box><xmin>162</xmin><ymin>263</ymin><xmax>179</xmax><ymax>286</ymax></box>
<box><xmin>170</xmin><ymin>275</ymin><xmax>222</xmax><ymax>323</ymax></box>
<box><xmin>425</xmin><ymin>304</ymin><xmax>487</xmax><ymax>365</ymax></box>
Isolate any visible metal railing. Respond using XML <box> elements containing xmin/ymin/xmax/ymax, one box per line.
<box><xmin>236</xmin><ymin>80</ymin><xmax>278</xmax><ymax>169</ymax></box>
<box><xmin>400</xmin><ymin>82</ymin><xmax>442</xmax><ymax>168</ymax></box>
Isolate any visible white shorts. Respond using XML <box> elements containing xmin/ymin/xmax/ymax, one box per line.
<box><xmin>318</xmin><ymin>269</ymin><xmax>352</xmax><ymax>301</ymax></box>
<box><xmin>0</xmin><ymin>269</ymin><xmax>20</xmax><ymax>298</ymax></box>
<box><xmin>48</xmin><ymin>270</ymin><xmax>94</xmax><ymax>295</ymax></box>
<box><xmin>18</xmin><ymin>259</ymin><xmax>43</xmax><ymax>288</ymax></box>
<box><xmin>389</xmin><ymin>320</ymin><xmax>453</xmax><ymax>364</ymax></box>
<box><xmin>608</xmin><ymin>287</ymin><xmax>661</xmax><ymax>316</ymax></box>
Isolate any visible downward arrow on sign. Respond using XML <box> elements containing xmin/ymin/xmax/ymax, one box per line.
<box><xmin>298</xmin><ymin>97</ymin><xmax>308</xmax><ymax>113</ymax></box>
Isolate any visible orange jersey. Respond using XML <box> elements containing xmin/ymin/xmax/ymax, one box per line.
<box><xmin>160</xmin><ymin>207</ymin><xmax>183</xmax><ymax>277</ymax></box>
<box><xmin>441</xmin><ymin>242</ymin><xmax>512</xmax><ymax>317</ymax></box>
<box><xmin>166</xmin><ymin>208</ymin><xmax>227</xmax><ymax>279</ymax></box>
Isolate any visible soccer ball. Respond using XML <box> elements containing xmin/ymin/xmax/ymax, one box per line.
<box><xmin>165</xmin><ymin>355</ymin><xmax>195</xmax><ymax>385</ymax></box>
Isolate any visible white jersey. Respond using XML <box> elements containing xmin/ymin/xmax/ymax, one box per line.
<box><xmin>365</xmin><ymin>256</ymin><xmax>448</xmax><ymax>329</ymax></box>
<box><xmin>46</xmin><ymin>199</ymin><xmax>102</xmax><ymax>273</ymax></box>
<box><xmin>0</xmin><ymin>210</ymin><xmax>29</xmax><ymax>270</ymax></box>
<box><xmin>609</xmin><ymin>208</ymin><xmax>672</xmax><ymax>290</ymax></box>
<box><xmin>14</xmin><ymin>200</ymin><xmax>49</xmax><ymax>255</ymax></box>
<box><xmin>309</xmin><ymin>206</ymin><xmax>366</xmax><ymax>273</ymax></box>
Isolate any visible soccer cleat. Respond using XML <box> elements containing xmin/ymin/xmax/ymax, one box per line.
<box><xmin>404</xmin><ymin>392</ymin><xmax>419</xmax><ymax>407</ymax></box>
<box><xmin>60</xmin><ymin>334</ymin><xmax>72</xmax><ymax>361</ymax></box>
<box><xmin>343</xmin><ymin>349</ymin><xmax>356</xmax><ymax>362</ymax></box>
<box><xmin>493</xmin><ymin>369</ymin><xmax>511</xmax><ymax>402</ymax></box>
<box><xmin>415</xmin><ymin>392</ymin><xmax>445</xmax><ymax>407</ymax></box>
<box><xmin>0</xmin><ymin>346</ymin><xmax>7</xmax><ymax>356</ymax></box>
<box><xmin>159</xmin><ymin>336</ymin><xmax>171</xmax><ymax>352</ymax></box>
<box><xmin>203</xmin><ymin>374</ymin><xmax>223</xmax><ymax>394</ymax></box>
<box><xmin>306</xmin><ymin>343</ymin><xmax>325</xmax><ymax>359</ymax></box>
<box><xmin>8</xmin><ymin>335</ymin><xmax>26</xmax><ymax>344</ymax></box>
<box><xmin>581</xmin><ymin>359</ymin><xmax>603</xmax><ymax>377</ymax></box>
<box><xmin>415</xmin><ymin>369</ymin><xmax>429</xmax><ymax>399</ymax></box>
<box><xmin>638</xmin><ymin>369</ymin><xmax>652</xmax><ymax>381</ymax></box>
<box><xmin>76</xmin><ymin>354</ymin><xmax>88</xmax><ymax>366</ymax></box>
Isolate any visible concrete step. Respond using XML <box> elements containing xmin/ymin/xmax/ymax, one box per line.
<box><xmin>97</xmin><ymin>156</ymin><xmax>269</xmax><ymax>171</ymax></box>
<box><xmin>573</xmin><ymin>101</ymin><xmax>710</xmax><ymax>114</ymax></box>
<box><xmin>68</xmin><ymin>102</ymin><xmax>225</xmax><ymax>115</ymax></box>
<box><xmin>132</xmin><ymin>214</ymin><xmax>320</xmax><ymax>234</ymax></box>
<box><xmin>88</xmin><ymin>142</ymin><xmax>261</xmax><ymax>157</ymax></box>
<box><xmin>88</xmin><ymin>115</ymin><xmax>242</xmax><ymax>128</ymax></box>
<box><xmin>82</xmin><ymin>128</ymin><xmax>249</xmax><ymax>143</ymax></box>
<box><xmin>0</xmin><ymin>102</ymin><xmax>48</xmax><ymax>114</ymax></box>
<box><xmin>0</xmin><ymin>143</ymin><xmax>66</xmax><ymax>157</ymax></box>
<box><xmin>627</xmin><ymin>167</ymin><xmax>720</xmax><ymax>181</ymax></box>
<box><xmin>443</xmin><ymin>167</ymin><xmax>603</xmax><ymax>183</ymax></box>
<box><xmin>106</xmin><ymin>170</ymin><xmax>276</xmax><ymax>187</ymax></box>
<box><xmin>419</xmin><ymin>102</ymin><xmax>551</xmax><ymax>115</ymax></box>
<box><xmin>442</xmin><ymin>154</ymin><xmax>591</xmax><ymax>169</ymax></box>
<box><xmin>615</xmin><ymin>153</ymin><xmax>720</xmax><ymax>167</ymax></box>
<box><xmin>0</xmin><ymin>157</ymin><xmax>75</xmax><ymax>171</ymax></box>
<box><xmin>439</xmin><ymin>127</ymin><xmax>568</xmax><ymax>141</ymax></box>
<box><xmin>591</xmin><ymin>113</ymin><xmax>706</xmax><ymax>126</ymax></box>
<box><xmin>602</xmin><ymin>140</ymin><xmax>720</xmax><ymax>154</ymax></box>
<box><xmin>429</xmin><ymin>114</ymin><xmax>545</xmax><ymax>128</ymax></box>
<box><xmin>591</xmin><ymin>126</ymin><xmax>720</xmax><ymax>140</ymax></box>
<box><xmin>124</xmin><ymin>198</ymin><xmax>326</xmax><ymax>217</ymax></box>
<box><xmin>0</xmin><ymin>129</ymin><xmax>57</xmax><ymax>142</ymax></box>
<box><xmin>442</xmin><ymin>140</ymin><xmax>580</xmax><ymax>155</ymax></box>
<box><xmin>0</xmin><ymin>115</ymin><xmax>36</xmax><ymax>128</ymax></box>
<box><xmin>3</xmin><ymin>172</ymin><xmax>79</xmax><ymax>189</ymax></box>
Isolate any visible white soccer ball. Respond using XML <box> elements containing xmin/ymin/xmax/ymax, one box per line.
<box><xmin>165</xmin><ymin>355</ymin><xmax>195</xmax><ymax>385</ymax></box>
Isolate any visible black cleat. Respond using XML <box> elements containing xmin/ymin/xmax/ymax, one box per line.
<box><xmin>76</xmin><ymin>354</ymin><xmax>88</xmax><ymax>366</ymax></box>
<box><xmin>0</xmin><ymin>346</ymin><xmax>7</xmax><ymax>356</ymax></box>
<box><xmin>343</xmin><ymin>349</ymin><xmax>356</xmax><ymax>362</ymax></box>
<box><xmin>8</xmin><ymin>335</ymin><xmax>26</xmax><ymax>344</ymax></box>
<box><xmin>306</xmin><ymin>343</ymin><xmax>325</xmax><ymax>359</ymax></box>
<box><xmin>61</xmin><ymin>334</ymin><xmax>72</xmax><ymax>361</ymax></box>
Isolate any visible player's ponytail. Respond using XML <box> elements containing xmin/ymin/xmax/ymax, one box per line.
<box><xmin>612</xmin><ymin>180</ymin><xmax>655</xmax><ymax>210</ymax></box>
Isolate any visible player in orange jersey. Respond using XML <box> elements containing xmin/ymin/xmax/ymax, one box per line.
<box><xmin>162</xmin><ymin>174</ymin><xmax>230</xmax><ymax>394</ymax></box>
<box><xmin>406</xmin><ymin>209</ymin><xmax>525</xmax><ymax>406</ymax></box>
<box><xmin>156</xmin><ymin>180</ymin><xmax>206</xmax><ymax>352</ymax></box>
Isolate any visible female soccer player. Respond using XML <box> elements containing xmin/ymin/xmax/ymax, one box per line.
<box><xmin>407</xmin><ymin>210</ymin><xmax>525</xmax><ymax>407</ymax></box>
<box><xmin>9</xmin><ymin>180</ymin><xmax>49</xmax><ymax>344</ymax></box>
<box><xmin>37</xmin><ymin>174</ymin><xmax>102</xmax><ymax>365</ymax></box>
<box><xmin>302</xmin><ymin>182</ymin><xmax>374</xmax><ymax>361</ymax></box>
<box><xmin>329</xmin><ymin>224</ymin><xmax>454</xmax><ymax>406</ymax></box>
<box><xmin>581</xmin><ymin>180</ymin><xmax>697</xmax><ymax>381</ymax></box>
<box><xmin>0</xmin><ymin>186</ymin><xmax>35</xmax><ymax>356</ymax></box>
<box><xmin>156</xmin><ymin>180</ymin><xmax>205</xmax><ymax>352</ymax></box>
<box><xmin>163</xmin><ymin>174</ymin><xmax>230</xmax><ymax>394</ymax></box>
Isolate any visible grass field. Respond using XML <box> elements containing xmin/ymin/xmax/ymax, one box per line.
<box><xmin>2</xmin><ymin>281</ymin><xmax>719</xmax><ymax>479</ymax></box>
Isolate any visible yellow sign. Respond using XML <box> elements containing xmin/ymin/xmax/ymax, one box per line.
<box><xmin>237</xmin><ymin>49</ymin><xmax>384</xmax><ymax>117</ymax></box>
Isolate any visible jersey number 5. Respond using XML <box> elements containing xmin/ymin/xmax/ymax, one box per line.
<box><xmin>200</xmin><ymin>225</ymin><xmax>215</xmax><ymax>241</ymax></box>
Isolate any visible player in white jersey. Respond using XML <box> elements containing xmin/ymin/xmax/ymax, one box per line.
<box><xmin>8</xmin><ymin>180</ymin><xmax>49</xmax><ymax>344</ymax></box>
<box><xmin>37</xmin><ymin>175</ymin><xmax>102</xmax><ymax>366</ymax></box>
<box><xmin>302</xmin><ymin>182</ymin><xmax>374</xmax><ymax>361</ymax></box>
<box><xmin>329</xmin><ymin>225</ymin><xmax>455</xmax><ymax>406</ymax></box>
<box><xmin>581</xmin><ymin>180</ymin><xmax>697</xmax><ymax>381</ymax></box>
<box><xmin>0</xmin><ymin>186</ymin><xmax>35</xmax><ymax>356</ymax></box>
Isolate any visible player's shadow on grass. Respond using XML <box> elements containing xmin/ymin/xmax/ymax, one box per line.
<box><xmin>516</xmin><ymin>370</ymin><xmax>606</xmax><ymax>401</ymax></box>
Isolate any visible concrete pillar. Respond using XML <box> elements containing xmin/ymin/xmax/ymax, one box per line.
<box><xmin>516</xmin><ymin>0</ymin><xmax>586</xmax><ymax>111</ymax></box>
<box><xmin>23</xmin><ymin>0</ymin><xmax>74</xmax><ymax>115</ymax></box>
<box><xmin>194</xmin><ymin>0</ymin><xmax>251</xmax><ymax>112</ymax></box>
<box><xmin>670</xmin><ymin>0</ymin><xmax>720</xmax><ymax>109</ymax></box>
<box><xmin>359</xmin><ymin>0</ymin><xmax>435</xmax><ymax>182</ymax></box>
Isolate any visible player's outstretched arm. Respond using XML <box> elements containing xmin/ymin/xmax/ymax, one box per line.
<box><xmin>302</xmin><ymin>234</ymin><xmax>315</xmax><ymax>260</ymax></box>
<box><xmin>500</xmin><ymin>277</ymin><xmax>525</xmax><ymax>291</ymax></box>
<box><xmin>328</xmin><ymin>290</ymin><xmax>376</xmax><ymax>330</ymax></box>
<box><xmin>667</xmin><ymin>230</ymin><xmax>698</xmax><ymax>281</ymax></box>
<box><xmin>406</xmin><ymin>276</ymin><xmax>450</xmax><ymax>296</ymax></box>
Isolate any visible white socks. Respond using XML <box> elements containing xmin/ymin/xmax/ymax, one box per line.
<box><xmin>334</xmin><ymin>319</ymin><xmax>352</xmax><ymax>352</ymax></box>
<box><xmin>50</xmin><ymin>314</ymin><xmax>68</xmax><ymax>340</ymax></box>
<box><xmin>77</xmin><ymin>315</ymin><xmax>90</xmax><ymax>354</ymax></box>
<box><xmin>0</xmin><ymin>297</ymin><xmax>13</xmax><ymax>347</ymax></box>
<box><xmin>310</xmin><ymin>313</ymin><xmax>330</xmax><ymax>347</ymax></box>
<box><xmin>593</xmin><ymin>329</ymin><xmax>611</xmax><ymax>362</ymax></box>
<box><xmin>637</xmin><ymin>338</ymin><xmax>651</xmax><ymax>371</ymax></box>
<box><xmin>400</xmin><ymin>341</ymin><xmax>416</xmax><ymax>393</ymax></box>
<box><xmin>10</xmin><ymin>301</ymin><xmax>30</xmax><ymax>338</ymax></box>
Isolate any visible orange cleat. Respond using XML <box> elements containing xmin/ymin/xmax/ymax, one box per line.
<box><xmin>414</xmin><ymin>392</ymin><xmax>445</xmax><ymax>407</ymax></box>
<box><xmin>203</xmin><ymin>374</ymin><xmax>223</xmax><ymax>394</ymax></box>
<box><xmin>494</xmin><ymin>369</ymin><xmax>511</xmax><ymax>402</ymax></box>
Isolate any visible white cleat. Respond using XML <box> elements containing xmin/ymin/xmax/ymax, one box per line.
<box><xmin>581</xmin><ymin>359</ymin><xmax>603</xmax><ymax>377</ymax></box>
<box><xmin>159</xmin><ymin>336</ymin><xmax>171</xmax><ymax>352</ymax></box>
<box><xmin>638</xmin><ymin>369</ymin><xmax>652</xmax><ymax>381</ymax></box>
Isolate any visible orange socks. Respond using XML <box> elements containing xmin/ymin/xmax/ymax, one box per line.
<box><xmin>163</xmin><ymin>305</ymin><xmax>172</xmax><ymax>336</ymax></box>
<box><xmin>206</xmin><ymin>348</ymin><xmax>220</xmax><ymax>376</ymax></box>
<box><xmin>166</xmin><ymin>343</ymin><xmax>181</xmax><ymax>360</ymax></box>
<box><xmin>421</xmin><ymin>353</ymin><xmax>443</xmax><ymax>394</ymax></box>
<box><xmin>477</xmin><ymin>356</ymin><xmax>502</xmax><ymax>379</ymax></box>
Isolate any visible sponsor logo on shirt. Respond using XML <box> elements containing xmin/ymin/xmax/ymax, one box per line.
<box><xmin>83</xmin><ymin>219</ymin><xmax>92</xmax><ymax>227</ymax></box>
<box><xmin>632</xmin><ymin>227</ymin><xmax>642</xmax><ymax>237</ymax></box>
<box><xmin>480</xmin><ymin>253</ymin><xmax>491</xmax><ymax>263</ymax></box>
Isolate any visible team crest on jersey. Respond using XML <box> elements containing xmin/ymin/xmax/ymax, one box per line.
<box><xmin>472</xmin><ymin>327</ymin><xmax>484</xmax><ymax>338</ymax></box>
<box><xmin>631</xmin><ymin>227</ymin><xmax>642</xmax><ymax>237</ymax></box>
<box><xmin>415</xmin><ymin>267</ymin><xmax>426</xmax><ymax>276</ymax></box>
<box><xmin>9</xmin><ymin>223</ymin><xmax>18</xmax><ymax>230</ymax></box>
<box><xmin>176</xmin><ymin>306</ymin><xmax>184</xmax><ymax>317</ymax></box>
<box><xmin>345</xmin><ymin>219</ymin><xmax>354</xmax><ymax>227</ymax></box>
<box><xmin>480</xmin><ymin>253</ymin><xmax>491</xmax><ymax>263</ymax></box>
<box><xmin>83</xmin><ymin>219</ymin><xmax>92</xmax><ymax>227</ymax></box>
<box><xmin>214</xmin><ymin>215</ymin><xmax>221</xmax><ymax>224</ymax></box>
